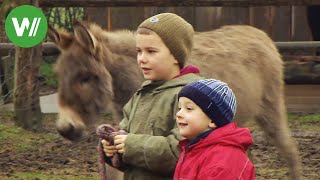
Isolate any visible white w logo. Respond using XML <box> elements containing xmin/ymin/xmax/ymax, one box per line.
<box><xmin>12</xmin><ymin>17</ymin><xmax>41</xmax><ymax>37</ymax></box>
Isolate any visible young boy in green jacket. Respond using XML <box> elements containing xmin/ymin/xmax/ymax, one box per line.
<box><xmin>101</xmin><ymin>13</ymin><xmax>203</xmax><ymax>179</ymax></box>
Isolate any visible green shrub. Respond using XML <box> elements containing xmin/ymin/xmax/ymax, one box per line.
<box><xmin>40</xmin><ymin>57</ymin><xmax>58</xmax><ymax>88</ymax></box>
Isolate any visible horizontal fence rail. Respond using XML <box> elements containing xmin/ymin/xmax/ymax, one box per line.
<box><xmin>0</xmin><ymin>0</ymin><xmax>320</xmax><ymax>7</ymax></box>
<box><xmin>0</xmin><ymin>43</ymin><xmax>59</xmax><ymax>56</ymax></box>
<box><xmin>1</xmin><ymin>41</ymin><xmax>320</xmax><ymax>56</ymax></box>
<box><xmin>275</xmin><ymin>41</ymin><xmax>320</xmax><ymax>49</ymax></box>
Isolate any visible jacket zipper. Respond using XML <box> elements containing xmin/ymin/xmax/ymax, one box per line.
<box><xmin>178</xmin><ymin>150</ymin><xmax>189</xmax><ymax>179</ymax></box>
<box><xmin>181</xmin><ymin>151</ymin><xmax>187</xmax><ymax>164</ymax></box>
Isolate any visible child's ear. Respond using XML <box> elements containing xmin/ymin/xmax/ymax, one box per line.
<box><xmin>208</xmin><ymin>121</ymin><xmax>217</xmax><ymax>129</ymax></box>
<box><xmin>173</xmin><ymin>58</ymin><xmax>179</xmax><ymax>65</ymax></box>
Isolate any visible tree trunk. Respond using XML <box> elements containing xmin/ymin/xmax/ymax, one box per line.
<box><xmin>14</xmin><ymin>44</ymin><xmax>42</xmax><ymax>131</ymax></box>
<box><xmin>0</xmin><ymin>0</ymin><xmax>14</xmax><ymax>21</ymax></box>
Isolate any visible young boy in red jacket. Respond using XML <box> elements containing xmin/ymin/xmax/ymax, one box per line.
<box><xmin>174</xmin><ymin>79</ymin><xmax>255</xmax><ymax>180</ymax></box>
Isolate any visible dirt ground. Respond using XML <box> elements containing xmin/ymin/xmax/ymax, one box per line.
<box><xmin>0</xmin><ymin>113</ymin><xmax>319</xmax><ymax>180</ymax></box>
<box><xmin>250</xmin><ymin>118</ymin><xmax>320</xmax><ymax>179</ymax></box>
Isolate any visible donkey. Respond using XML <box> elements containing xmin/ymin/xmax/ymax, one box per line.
<box><xmin>48</xmin><ymin>21</ymin><xmax>301</xmax><ymax>179</ymax></box>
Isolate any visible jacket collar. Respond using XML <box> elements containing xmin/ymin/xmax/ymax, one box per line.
<box><xmin>179</xmin><ymin>122</ymin><xmax>253</xmax><ymax>152</ymax></box>
<box><xmin>185</xmin><ymin>129</ymin><xmax>215</xmax><ymax>150</ymax></box>
<box><xmin>174</xmin><ymin>65</ymin><xmax>200</xmax><ymax>78</ymax></box>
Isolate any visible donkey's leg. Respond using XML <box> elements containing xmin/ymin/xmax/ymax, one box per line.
<box><xmin>255</xmin><ymin>97</ymin><xmax>301</xmax><ymax>180</ymax></box>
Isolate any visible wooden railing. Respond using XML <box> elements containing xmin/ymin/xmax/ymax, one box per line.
<box><xmin>1</xmin><ymin>41</ymin><xmax>320</xmax><ymax>56</ymax></box>
<box><xmin>1</xmin><ymin>0</ymin><xmax>320</xmax><ymax>7</ymax></box>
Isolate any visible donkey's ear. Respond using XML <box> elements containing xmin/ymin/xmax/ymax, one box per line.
<box><xmin>73</xmin><ymin>21</ymin><xmax>97</xmax><ymax>54</ymax></box>
<box><xmin>47</xmin><ymin>25</ymin><xmax>59</xmax><ymax>42</ymax></box>
<box><xmin>47</xmin><ymin>24</ymin><xmax>73</xmax><ymax>50</ymax></box>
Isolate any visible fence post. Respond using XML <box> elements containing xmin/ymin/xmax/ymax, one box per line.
<box><xmin>0</xmin><ymin>51</ymin><xmax>14</xmax><ymax>103</ymax></box>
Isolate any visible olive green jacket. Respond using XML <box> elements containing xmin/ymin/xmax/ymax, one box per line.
<box><xmin>119</xmin><ymin>73</ymin><xmax>203</xmax><ymax>180</ymax></box>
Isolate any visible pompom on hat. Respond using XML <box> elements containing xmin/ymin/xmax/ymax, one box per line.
<box><xmin>138</xmin><ymin>13</ymin><xmax>194</xmax><ymax>69</ymax></box>
<box><xmin>178</xmin><ymin>79</ymin><xmax>237</xmax><ymax>128</ymax></box>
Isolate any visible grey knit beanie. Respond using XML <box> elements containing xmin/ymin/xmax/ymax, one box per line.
<box><xmin>178</xmin><ymin>79</ymin><xmax>237</xmax><ymax>128</ymax></box>
<box><xmin>138</xmin><ymin>13</ymin><xmax>194</xmax><ymax>69</ymax></box>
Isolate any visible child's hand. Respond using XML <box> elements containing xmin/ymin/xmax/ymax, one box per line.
<box><xmin>101</xmin><ymin>139</ymin><xmax>117</xmax><ymax>157</ymax></box>
<box><xmin>114</xmin><ymin>135</ymin><xmax>127</xmax><ymax>154</ymax></box>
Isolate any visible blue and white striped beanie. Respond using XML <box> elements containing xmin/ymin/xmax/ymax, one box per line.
<box><xmin>178</xmin><ymin>79</ymin><xmax>237</xmax><ymax>127</ymax></box>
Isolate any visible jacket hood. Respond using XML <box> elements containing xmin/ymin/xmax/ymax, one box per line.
<box><xmin>180</xmin><ymin>122</ymin><xmax>253</xmax><ymax>152</ymax></box>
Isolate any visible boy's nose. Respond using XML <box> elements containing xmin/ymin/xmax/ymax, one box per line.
<box><xmin>176</xmin><ymin>110</ymin><xmax>183</xmax><ymax>120</ymax></box>
<box><xmin>138</xmin><ymin>53</ymin><xmax>147</xmax><ymax>64</ymax></box>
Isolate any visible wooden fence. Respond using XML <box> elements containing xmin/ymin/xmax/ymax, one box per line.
<box><xmin>1</xmin><ymin>1</ymin><xmax>319</xmax><ymax>42</ymax></box>
<box><xmin>12</xmin><ymin>0</ymin><xmax>320</xmax><ymax>7</ymax></box>
<box><xmin>85</xmin><ymin>6</ymin><xmax>312</xmax><ymax>43</ymax></box>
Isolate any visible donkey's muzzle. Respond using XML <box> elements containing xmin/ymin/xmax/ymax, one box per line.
<box><xmin>57</xmin><ymin>123</ymin><xmax>84</xmax><ymax>141</ymax></box>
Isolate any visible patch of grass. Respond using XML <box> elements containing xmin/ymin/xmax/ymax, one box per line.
<box><xmin>40</xmin><ymin>59</ymin><xmax>58</xmax><ymax>88</ymax></box>
<box><xmin>0</xmin><ymin>113</ymin><xmax>57</xmax><ymax>153</ymax></box>
<box><xmin>244</xmin><ymin>113</ymin><xmax>320</xmax><ymax>131</ymax></box>
<box><xmin>0</xmin><ymin>111</ymin><xmax>14</xmax><ymax>119</ymax></box>
<box><xmin>288</xmin><ymin>113</ymin><xmax>320</xmax><ymax>131</ymax></box>
<box><xmin>12</xmin><ymin>171</ymin><xmax>99</xmax><ymax>180</ymax></box>
<box><xmin>288</xmin><ymin>113</ymin><xmax>320</xmax><ymax>123</ymax></box>
<box><xmin>0</xmin><ymin>123</ymin><xmax>33</xmax><ymax>152</ymax></box>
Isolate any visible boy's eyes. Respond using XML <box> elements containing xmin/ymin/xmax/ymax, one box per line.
<box><xmin>178</xmin><ymin>107</ymin><xmax>193</xmax><ymax>111</ymax></box>
<box><xmin>135</xmin><ymin>49</ymin><xmax>156</xmax><ymax>54</ymax></box>
<box><xmin>148</xmin><ymin>50</ymin><xmax>156</xmax><ymax>53</ymax></box>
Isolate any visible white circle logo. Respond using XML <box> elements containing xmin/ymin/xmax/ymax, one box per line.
<box><xmin>149</xmin><ymin>17</ymin><xmax>159</xmax><ymax>23</ymax></box>
<box><xmin>5</xmin><ymin>5</ymin><xmax>48</xmax><ymax>48</ymax></box>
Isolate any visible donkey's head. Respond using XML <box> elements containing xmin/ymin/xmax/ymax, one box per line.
<box><xmin>48</xmin><ymin>22</ymin><xmax>115</xmax><ymax>141</ymax></box>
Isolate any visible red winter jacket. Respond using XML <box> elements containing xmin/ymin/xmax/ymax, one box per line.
<box><xmin>174</xmin><ymin>122</ymin><xmax>255</xmax><ymax>180</ymax></box>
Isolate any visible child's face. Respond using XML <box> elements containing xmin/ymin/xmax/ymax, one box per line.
<box><xmin>136</xmin><ymin>33</ymin><xmax>180</xmax><ymax>81</ymax></box>
<box><xmin>176</xmin><ymin>97</ymin><xmax>216</xmax><ymax>140</ymax></box>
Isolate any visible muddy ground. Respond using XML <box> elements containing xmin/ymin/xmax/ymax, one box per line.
<box><xmin>0</xmin><ymin>113</ymin><xmax>319</xmax><ymax>180</ymax></box>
